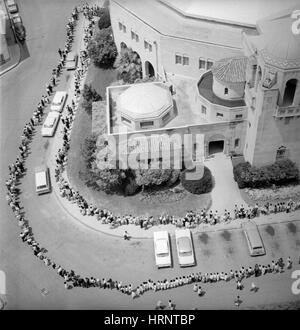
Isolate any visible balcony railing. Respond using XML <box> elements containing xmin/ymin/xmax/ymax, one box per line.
<box><xmin>273</xmin><ymin>105</ymin><xmax>300</xmax><ymax>118</ymax></box>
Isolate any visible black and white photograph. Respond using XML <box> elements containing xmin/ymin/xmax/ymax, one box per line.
<box><xmin>1</xmin><ymin>0</ymin><xmax>300</xmax><ymax>316</ymax></box>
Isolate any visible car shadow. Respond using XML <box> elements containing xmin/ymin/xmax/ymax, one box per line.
<box><xmin>19</xmin><ymin>41</ymin><xmax>30</xmax><ymax>62</ymax></box>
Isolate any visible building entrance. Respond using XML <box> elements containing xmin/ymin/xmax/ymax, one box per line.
<box><xmin>209</xmin><ymin>140</ymin><xmax>224</xmax><ymax>155</ymax></box>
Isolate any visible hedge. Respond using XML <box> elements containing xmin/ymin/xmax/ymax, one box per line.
<box><xmin>180</xmin><ymin>166</ymin><xmax>213</xmax><ymax>194</ymax></box>
<box><xmin>233</xmin><ymin>159</ymin><xmax>299</xmax><ymax>189</ymax></box>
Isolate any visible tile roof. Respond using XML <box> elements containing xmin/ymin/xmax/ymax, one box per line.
<box><xmin>211</xmin><ymin>56</ymin><xmax>248</xmax><ymax>83</ymax></box>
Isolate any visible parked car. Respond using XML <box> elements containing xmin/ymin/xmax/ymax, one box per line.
<box><xmin>7</xmin><ymin>0</ymin><xmax>18</xmax><ymax>14</ymax></box>
<box><xmin>65</xmin><ymin>52</ymin><xmax>78</xmax><ymax>70</ymax></box>
<box><xmin>153</xmin><ymin>231</ymin><xmax>171</xmax><ymax>268</ymax></box>
<box><xmin>175</xmin><ymin>229</ymin><xmax>195</xmax><ymax>267</ymax></box>
<box><xmin>50</xmin><ymin>91</ymin><xmax>68</xmax><ymax>112</ymax></box>
<box><xmin>11</xmin><ymin>13</ymin><xmax>22</xmax><ymax>24</ymax></box>
<box><xmin>14</xmin><ymin>22</ymin><xmax>26</xmax><ymax>43</ymax></box>
<box><xmin>243</xmin><ymin>222</ymin><xmax>266</xmax><ymax>256</ymax></box>
<box><xmin>41</xmin><ymin>111</ymin><xmax>60</xmax><ymax>137</ymax></box>
<box><xmin>35</xmin><ymin>166</ymin><xmax>51</xmax><ymax>195</ymax></box>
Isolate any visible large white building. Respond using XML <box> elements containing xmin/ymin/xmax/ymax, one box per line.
<box><xmin>107</xmin><ymin>0</ymin><xmax>300</xmax><ymax>169</ymax></box>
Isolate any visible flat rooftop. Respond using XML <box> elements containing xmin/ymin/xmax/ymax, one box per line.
<box><xmin>198</xmin><ymin>72</ymin><xmax>246</xmax><ymax>108</ymax></box>
<box><xmin>108</xmin><ymin>80</ymin><xmax>209</xmax><ymax>135</ymax></box>
<box><xmin>161</xmin><ymin>0</ymin><xmax>300</xmax><ymax>27</ymax></box>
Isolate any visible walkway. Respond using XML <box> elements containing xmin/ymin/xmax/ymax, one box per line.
<box><xmin>205</xmin><ymin>152</ymin><xmax>247</xmax><ymax>213</ymax></box>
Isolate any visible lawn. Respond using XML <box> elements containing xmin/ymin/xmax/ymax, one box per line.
<box><xmin>67</xmin><ymin>66</ymin><xmax>212</xmax><ymax>217</ymax></box>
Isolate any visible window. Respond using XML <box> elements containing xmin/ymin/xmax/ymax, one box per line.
<box><xmin>123</xmin><ymin>25</ymin><xmax>126</xmax><ymax>33</ymax></box>
<box><xmin>149</xmin><ymin>44</ymin><xmax>152</xmax><ymax>52</ymax></box>
<box><xmin>235</xmin><ymin>114</ymin><xmax>243</xmax><ymax>119</ymax></box>
<box><xmin>162</xmin><ymin>112</ymin><xmax>170</xmax><ymax>122</ymax></box>
<box><xmin>224</xmin><ymin>88</ymin><xmax>229</xmax><ymax>95</ymax></box>
<box><xmin>131</xmin><ymin>31</ymin><xmax>135</xmax><ymax>39</ymax></box>
<box><xmin>235</xmin><ymin>138</ymin><xmax>240</xmax><ymax>148</ymax></box>
<box><xmin>282</xmin><ymin>79</ymin><xmax>298</xmax><ymax>106</ymax></box>
<box><xmin>216</xmin><ymin>112</ymin><xmax>223</xmax><ymax>117</ymax></box>
<box><xmin>199</xmin><ymin>58</ymin><xmax>206</xmax><ymax>69</ymax></box>
<box><xmin>135</xmin><ymin>34</ymin><xmax>139</xmax><ymax>42</ymax></box>
<box><xmin>201</xmin><ymin>105</ymin><xmax>206</xmax><ymax>114</ymax></box>
<box><xmin>140</xmin><ymin>121</ymin><xmax>154</xmax><ymax>128</ymax></box>
<box><xmin>183</xmin><ymin>55</ymin><xmax>189</xmax><ymax>66</ymax></box>
<box><xmin>121</xmin><ymin>117</ymin><xmax>131</xmax><ymax>125</ymax></box>
<box><xmin>175</xmin><ymin>54</ymin><xmax>182</xmax><ymax>64</ymax></box>
<box><xmin>249</xmin><ymin>122</ymin><xmax>251</xmax><ymax>128</ymax></box>
<box><xmin>118</xmin><ymin>22</ymin><xmax>122</xmax><ymax>30</ymax></box>
<box><xmin>144</xmin><ymin>40</ymin><xmax>149</xmax><ymax>49</ymax></box>
<box><xmin>207</xmin><ymin>60</ymin><xmax>213</xmax><ymax>70</ymax></box>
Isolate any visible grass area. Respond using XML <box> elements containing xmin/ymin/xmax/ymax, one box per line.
<box><xmin>67</xmin><ymin>65</ymin><xmax>212</xmax><ymax>217</ymax></box>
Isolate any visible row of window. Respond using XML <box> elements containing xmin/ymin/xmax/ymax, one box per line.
<box><xmin>119</xmin><ymin>21</ymin><xmax>153</xmax><ymax>52</ymax></box>
<box><xmin>175</xmin><ymin>54</ymin><xmax>189</xmax><ymax>66</ymax></box>
<box><xmin>175</xmin><ymin>54</ymin><xmax>214</xmax><ymax>70</ymax></box>
<box><xmin>201</xmin><ymin>105</ymin><xmax>243</xmax><ymax>120</ymax></box>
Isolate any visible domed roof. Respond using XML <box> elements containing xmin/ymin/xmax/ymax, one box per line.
<box><xmin>249</xmin><ymin>7</ymin><xmax>300</xmax><ymax>69</ymax></box>
<box><xmin>211</xmin><ymin>56</ymin><xmax>248</xmax><ymax>84</ymax></box>
<box><xmin>118</xmin><ymin>83</ymin><xmax>173</xmax><ymax>120</ymax></box>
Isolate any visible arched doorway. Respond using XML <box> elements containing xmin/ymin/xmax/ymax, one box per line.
<box><xmin>207</xmin><ymin>134</ymin><xmax>225</xmax><ymax>156</ymax></box>
<box><xmin>145</xmin><ymin>60</ymin><xmax>155</xmax><ymax>77</ymax></box>
<box><xmin>283</xmin><ymin>79</ymin><xmax>297</xmax><ymax>106</ymax></box>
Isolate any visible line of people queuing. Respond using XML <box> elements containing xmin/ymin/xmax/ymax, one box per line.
<box><xmin>4</xmin><ymin>3</ymin><xmax>299</xmax><ymax>301</ymax></box>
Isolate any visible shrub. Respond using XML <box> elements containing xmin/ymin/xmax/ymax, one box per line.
<box><xmin>180</xmin><ymin>166</ymin><xmax>213</xmax><ymax>194</ymax></box>
<box><xmin>81</xmin><ymin>134</ymin><xmax>98</xmax><ymax>169</ymax></box>
<box><xmin>134</xmin><ymin>161</ymin><xmax>181</xmax><ymax>190</ymax></box>
<box><xmin>114</xmin><ymin>47</ymin><xmax>142</xmax><ymax>84</ymax></box>
<box><xmin>87</xmin><ymin>27</ymin><xmax>117</xmax><ymax>69</ymax></box>
<box><xmin>233</xmin><ymin>159</ymin><xmax>299</xmax><ymax>189</ymax></box>
<box><xmin>124</xmin><ymin>177</ymin><xmax>139</xmax><ymax>196</ymax></box>
<box><xmin>97</xmin><ymin>7</ymin><xmax>111</xmax><ymax>29</ymax></box>
<box><xmin>95</xmin><ymin>168</ymin><xmax>126</xmax><ymax>194</ymax></box>
<box><xmin>81</xmin><ymin>84</ymin><xmax>102</xmax><ymax>115</ymax></box>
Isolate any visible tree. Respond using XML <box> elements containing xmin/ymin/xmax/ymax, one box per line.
<box><xmin>87</xmin><ymin>27</ymin><xmax>117</xmax><ymax>69</ymax></box>
<box><xmin>114</xmin><ymin>47</ymin><xmax>142</xmax><ymax>84</ymax></box>
<box><xmin>134</xmin><ymin>161</ymin><xmax>180</xmax><ymax>191</ymax></box>
<box><xmin>97</xmin><ymin>7</ymin><xmax>111</xmax><ymax>29</ymax></box>
<box><xmin>81</xmin><ymin>84</ymin><xmax>102</xmax><ymax>115</ymax></box>
<box><xmin>95</xmin><ymin>168</ymin><xmax>126</xmax><ymax>194</ymax></box>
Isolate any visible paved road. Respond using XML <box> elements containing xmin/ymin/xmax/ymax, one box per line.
<box><xmin>1</xmin><ymin>0</ymin><xmax>300</xmax><ymax>310</ymax></box>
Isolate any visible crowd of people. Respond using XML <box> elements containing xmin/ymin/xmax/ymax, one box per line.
<box><xmin>4</xmin><ymin>3</ymin><xmax>299</xmax><ymax>304</ymax></box>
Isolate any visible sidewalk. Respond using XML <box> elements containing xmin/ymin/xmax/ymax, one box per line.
<box><xmin>48</xmin><ymin>11</ymin><xmax>300</xmax><ymax>240</ymax></box>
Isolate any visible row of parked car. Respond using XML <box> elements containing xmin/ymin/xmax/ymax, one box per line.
<box><xmin>6</xmin><ymin>0</ymin><xmax>26</xmax><ymax>42</ymax></box>
<box><xmin>153</xmin><ymin>229</ymin><xmax>195</xmax><ymax>268</ymax></box>
<box><xmin>153</xmin><ymin>223</ymin><xmax>266</xmax><ymax>268</ymax></box>
<box><xmin>41</xmin><ymin>53</ymin><xmax>78</xmax><ymax>137</ymax></box>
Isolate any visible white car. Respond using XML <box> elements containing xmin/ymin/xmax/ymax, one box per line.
<box><xmin>65</xmin><ymin>52</ymin><xmax>78</xmax><ymax>70</ymax></box>
<box><xmin>11</xmin><ymin>13</ymin><xmax>22</xmax><ymax>24</ymax></box>
<box><xmin>41</xmin><ymin>111</ymin><xmax>60</xmax><ymax>137</ymax></box>
<box><xmin>35</xmin><ymin>166</ymin><xmax>51</xmax><ymax>195</ymax></box>
<box><xmin>175</xmin><ymin>229</ymin><xmax>195</xmax><ymax>267</ymax></box>
<box><xmin>50</xmin><ymin>91</ymin><xmax>67</xmax><ymax>112</ymax></box>
<box><xmin>153</xmin><ymin>231</ymin><xmax>171</xmax><ymax>268</ymax></box>
<box><xmin>7</xmin><ymin>0</ymin><xmax>18</xmax><ymax>14</ymax></box>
